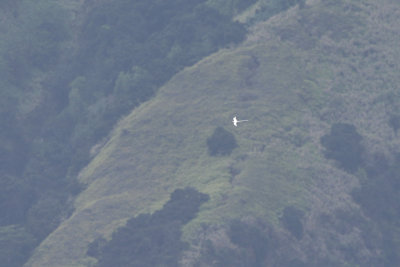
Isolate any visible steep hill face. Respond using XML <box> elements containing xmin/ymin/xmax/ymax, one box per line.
<box><xmin>26</xmin><ymin>0</ymin><xmax>400</xmax><ymax>266</ymax></box>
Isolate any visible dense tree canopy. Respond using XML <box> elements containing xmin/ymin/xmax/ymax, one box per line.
<box><xmin>88</xmin><ymin>188</ymin><xmax>209</xmax><ymax>267</ymax></box>
<box><xmin>321</xmin><ymin>123</ymin><xmax>400</xmax><ymax>265</ymax></box>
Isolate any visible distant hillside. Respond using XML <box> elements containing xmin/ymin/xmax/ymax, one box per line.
<box><xmin>26</xmin><ymin>0</ymin><xmax>400</xmax><ymax>266</ymax></box>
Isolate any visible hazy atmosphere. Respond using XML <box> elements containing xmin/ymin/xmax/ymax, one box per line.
<box><xmin>1</xmin><ymin>0</ymin><xmax>400</xmax><ymax>266</ymax></box>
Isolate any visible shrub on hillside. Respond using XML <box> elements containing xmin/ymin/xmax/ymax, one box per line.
<box><xmin>320</xmin><ymin>123</ymin><xmax>363</xmax><ymax>173</ymax></box>
<box><xmin>280</xmin><ymin>206</ymin><xmax>304</xmax><ymax>240</ymax></box>
<box><xmin>207</xmin><ymin>126</ymin><xmax>237</xmax><ymax>156</ymax></box>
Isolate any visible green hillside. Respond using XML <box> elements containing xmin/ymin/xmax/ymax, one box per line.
<box><xmin>25</xmin><ymin>0</ymin><xmax>400</xmax><ymax>266</ymax></box>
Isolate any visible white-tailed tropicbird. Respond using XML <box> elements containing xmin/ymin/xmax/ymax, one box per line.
<box><xmin>232</xmin><ymin>116</ymin><xmax>248</xmax><ymax>127</ymax></box>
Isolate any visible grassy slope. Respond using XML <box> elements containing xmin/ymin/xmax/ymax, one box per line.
<box><xmin>26</xmin><ymin>0</ymin><xmax>400</xmax><ymax>266</ymax></box>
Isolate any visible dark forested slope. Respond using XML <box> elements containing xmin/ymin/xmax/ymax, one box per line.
<box><xmin>0</xmin><ymin>0</ymin><xmax>259</xmax><ymax>266</ymax></box>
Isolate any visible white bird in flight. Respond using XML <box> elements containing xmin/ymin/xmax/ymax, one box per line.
<box><xmin>232</xmin><ymin>116</ymin><xmax>248</xmax><ymax>127</ymax></box>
